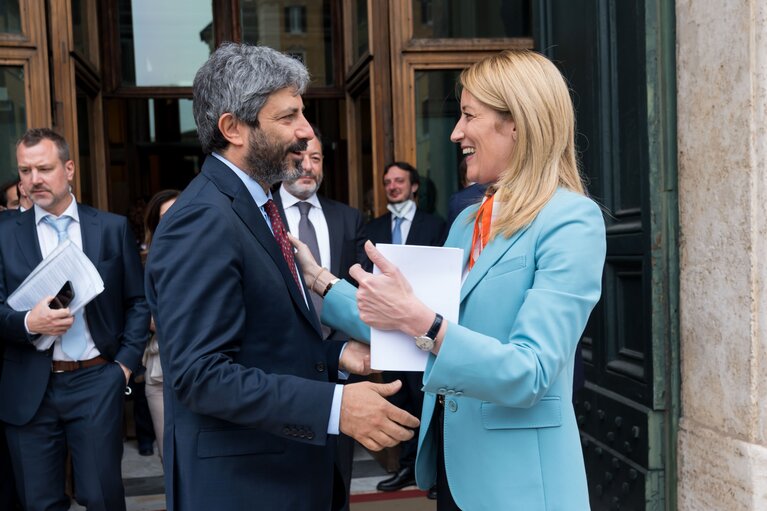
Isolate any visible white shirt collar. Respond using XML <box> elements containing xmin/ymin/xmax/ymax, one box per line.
<box><xmin>279</xmin><ymin>186</ymin><xmax>322</xmax><ymax>210</ymax></box>
<box><xmin>212</xmin><ymin>152</ymin><xmax>272</xmax><ymax>207</ymax></box>
<box><xmin>34</xmin><ymin>194</ymin><xmax>79</xmax><ymax>225</ymax></box>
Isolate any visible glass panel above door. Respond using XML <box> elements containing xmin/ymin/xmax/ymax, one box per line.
<box><xmin>119</xmin><ymin>0</ymin><xmax>214</xmax><ymax>87</ymax></box>
<box><xmin>411</xmin><ymin>0</ymin><xmax>532</xmax><ymax>39</ymax></box>
<box><xmin>241</xmin><ymin>0</ymin><xmax>335</xmax><ymax>87</ymax></box>
<box><xmin>0</xmin><ymin>0</ymin><xmax>21</xmax><ymax>34</ymax></box>
<box><xmin>0</xmin><ymin>66</ymin><xmax>26</xmax><ymax>185</ymax></box>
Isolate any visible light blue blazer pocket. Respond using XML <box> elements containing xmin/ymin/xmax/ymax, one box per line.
<box><xmin>481</xmin><ymin>396</ymin><xmax>561</xmax><ymax>430</ymax></box>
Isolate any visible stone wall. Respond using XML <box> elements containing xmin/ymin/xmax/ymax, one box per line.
<box><xmin>677</xmin><ymin>0</ymin><xmax>767</xmax><ymax>508</ymax></box>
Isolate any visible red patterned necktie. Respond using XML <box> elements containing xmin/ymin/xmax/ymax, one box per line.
<box><xmin>263</xmin><ymin>199</ymin><xmax>301</xmax><ymax>290</ymax></box>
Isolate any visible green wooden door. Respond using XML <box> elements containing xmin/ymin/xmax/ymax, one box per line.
<box><xmin>535</xmin><ymin>1</ymin><xmax>678</xmax><ymax>509</ymax></box>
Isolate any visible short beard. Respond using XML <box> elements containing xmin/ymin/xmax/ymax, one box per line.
<box><xmin>283</xmin><ymin>172</ymin><xmax>322</xmax><ymax>200</ymax></box>
<box><xmin>244</xmin><ymin>128</ymin><xmax>308</xmax><ymax>187</ymax></box>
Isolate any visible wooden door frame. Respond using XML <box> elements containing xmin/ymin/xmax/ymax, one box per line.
<box><xmin>388</xmin><ymin>0</ymin><xmax>532</xmax><ymax>216</ymax></box>
<box><xmin>0</xmin><ymin>0</ymin><xmax>51</xmax><ymax>129</ymax></box>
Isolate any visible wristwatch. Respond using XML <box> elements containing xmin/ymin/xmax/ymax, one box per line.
<box><xmin>414</xmin><ymin>313</ymin><xmax>443</xmax><ymax>351</ymax></box>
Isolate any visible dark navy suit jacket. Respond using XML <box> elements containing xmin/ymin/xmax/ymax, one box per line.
<box><xmin>0</xmin><ymin>204</ymin><xmax>149</xmax><ymax>426</ymax></box>
<box><xmin>145</xmin><ymin>156</ymin><xmax>345</xmax><ymax>511</ymax></box>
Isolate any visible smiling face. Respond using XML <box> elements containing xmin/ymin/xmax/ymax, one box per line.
<box><xmin>383</xmin><ymin>166</ymin><xmax>418</xmax><ymax>204</ymax></box>
<box><xmin>17</xmin><ymin>139</ymin><xmax>74</xmax><ymax>216</ymax></box>
<box><xmin>450</xmin><ymin>89</ymin><xmax>517</xmax><ymax>186</ymax></box>
<box><xmin>282</xmin><ymin>136</ymin><xmax>324</xmax><ymax>200</ymax></box>
<box><xmin>243</xmin><ymin>87</ymin><xmax>314</xmax><ymax>186</ymax></box>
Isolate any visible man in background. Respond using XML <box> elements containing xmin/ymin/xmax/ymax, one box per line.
<box><xmin>0</xmin><ymin>128</ymin><xmax>149</xmax><ymax>510</ymax></box>
<box><xmin>0</xmin><ymin>179</ymin><xmax>20</xmax><ymax>210</ymax></box>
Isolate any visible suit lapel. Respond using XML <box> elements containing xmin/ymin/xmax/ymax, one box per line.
<box><xmin>378</xmin><ymin>212</ymin><xmax>393</xmax><ymax>244</ymax></box>
<box><xmin>460</xmin><ymin>224</ymin><xmax>530</xmax><ymax>303</ymax></box>
<box><xmin>78</xmin><ymin>204</ymin><xmax>102</xmax><ymax>264</ymax></box>
<box><xmin>319</xmin><ymin>197</ymin><xmax>344</xmax><ymax>276</ymax></box>
<box><xmin>406</xmin><ymin>209</ymin><xmax>424</xmax><ymax>245</ymax></box>
<box><xmin>15</xmin><ymin>210</ymin><xmax>43</xmax><ymax>269</ymax></box>
<box><xmin>203</xmin><ymin>158</ymin><xmax>321</xmax><ymax>335</ymax></box>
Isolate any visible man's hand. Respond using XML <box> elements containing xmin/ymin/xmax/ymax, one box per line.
<box><xmin>26</xmin><ymin>296</ymin><xmax>75</xmax><ymax>336</ymax></box>
<box><xmin>118</xmin><ymin>362</ymin><xmax>131</xmax><ymax>385</ymax></box>
<box><xmin>339</xmin><ymin>340</ymin><xmax>377</xmax><ymax>376</ymax></box>
<box><xmin>340</xmin><ymin>380</ymin><xmax>420</xmax><ymax>451</ymax></box>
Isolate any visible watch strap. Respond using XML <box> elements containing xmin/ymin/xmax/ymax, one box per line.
<box><xmin>424</xmin><ymin>313</ymin><xmax>443</xmax><ymax>340</ymax></box>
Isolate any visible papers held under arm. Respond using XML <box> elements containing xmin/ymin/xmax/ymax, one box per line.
<box><xmin>371</xmin><ymin>244</ymin><xmax>462</xmax><ymax>372</ymax></box>
<box><xmin>7</xmin><ymin>239</ymin><xmax>105</xmax><ymax>350</ymax></box>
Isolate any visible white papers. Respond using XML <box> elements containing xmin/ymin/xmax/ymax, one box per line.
<box><xmin>371</xmin><ymin>244</ymin><xmax>462</xmax><ymax>371</ymax></box>
<box><xmin>7</xmin><ymin>239</ymin><xmax>105</xmax><ymax>350</ymax></box>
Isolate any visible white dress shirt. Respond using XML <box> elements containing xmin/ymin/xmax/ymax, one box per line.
<box><xmin>32</xmin><ymin>196</ymin><xmax>100</xmax><ymax>361</ymax></box>
<box><xmin>279</xmin><ymin>186</ymin><xmax>331</xmax><ymax>269</ymax></box>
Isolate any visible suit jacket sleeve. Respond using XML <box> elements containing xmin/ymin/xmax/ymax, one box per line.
<box><xmin>322</xmin><ymin>280</ymin><xmax>371</xmax><ymax>344</ymax></box>
<box><xmin>113</xmin><ymin>216</ymin><xmax>151</xmax><ymax>371</ymax></box>
<box><xmin>423</xmin><ymin>196</ymin><xmax>606</xmax><ymax>408</ymax></box>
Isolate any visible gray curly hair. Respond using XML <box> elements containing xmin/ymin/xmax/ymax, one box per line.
<box><xmin>192</xmin><ymin>43</ymin><xmax>310</xmax><ymax>154</ymax></box>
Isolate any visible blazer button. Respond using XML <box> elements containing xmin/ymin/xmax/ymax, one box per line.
<box><xmin>307</xmin><ymin>432</ymin><xmax>315</xmax><ymax>440</ymax></box>
<box><xmin>315</xmin><ymin>362</ymin><xmax>326</xmax><ymax>373</ymax></box>
<box><xmin>282</xmin><ymin>427</ymin><xmax>291</xmax><ymax>435</ymax></box>
<box><xmin>447</xmin><ymin>400</ymin><xmax>458</xmax><ymax>412</ymax></box>
<box><xmin>446</xmin><ymin>389</ymin><xmax>455</xmax><ymax>396</ymax></box>
<box><xmin>437</xmin><ymin>388</ymin><xmax>447</xmax><ymax>394</ymax></box>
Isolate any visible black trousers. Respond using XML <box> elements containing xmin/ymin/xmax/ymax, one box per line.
<box><xmin>434</xmin><ymin>400</ymin><xmax>462</xmax><ymax>511</ymax></box>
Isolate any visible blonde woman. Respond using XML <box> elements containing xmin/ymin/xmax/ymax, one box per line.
<box><xmin>291</xmin><ymin>50</ymin><xmax>606</xmax><ymax>510</ymax></box>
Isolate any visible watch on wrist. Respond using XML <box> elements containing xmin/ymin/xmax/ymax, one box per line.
<box><xmin>414</xmin><ymin>313</ymin><xmax>443</xmax><ymax>351</ymax></box>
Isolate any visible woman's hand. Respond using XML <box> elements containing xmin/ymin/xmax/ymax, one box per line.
<box><xmin>288</xmin><ymin>233</ymin><xmax>323</xmax><ymax>284</ymax></box>
<box><xmin>349</xmin><ymin>241</ymin><xmax>436</xmax><ymax>337</ymax></box>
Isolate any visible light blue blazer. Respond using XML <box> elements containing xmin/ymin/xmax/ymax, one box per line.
<box><xmin>324</xmin><ymin>188</ymin><xmax>606</xmax><ymax>510</ymax></box>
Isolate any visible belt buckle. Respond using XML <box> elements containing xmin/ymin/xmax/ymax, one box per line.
<box><xmin>51</xmin><ymin>363</ymin><xmax>65</xmax><ymax>374</ymax></box>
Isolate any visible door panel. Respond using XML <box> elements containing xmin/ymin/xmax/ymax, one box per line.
<box><xmin>537</xmin><ymin>1</ymin><xmax>677</xmax><ymax>509</ymax></box>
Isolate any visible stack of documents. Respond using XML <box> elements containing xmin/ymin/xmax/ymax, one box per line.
<box><xmin>7</xmin><ymin>239</ymin><xmax>105</xmax><ymax>350</ymax></box>
<box><xmin>371</xmin><ymin>244</ymin><xmax>462</xmax><ymax>371</ymax></box>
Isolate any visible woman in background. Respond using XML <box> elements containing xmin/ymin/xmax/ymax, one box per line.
<box><xmin>292</xmin><ymin>49</ymin><xmax>606</xmax><ymax>510</ymax></box>
<box><xmin>141</xmin><ymin>189</ymin><xmax>180</xmax><ymax>462</ymax></box>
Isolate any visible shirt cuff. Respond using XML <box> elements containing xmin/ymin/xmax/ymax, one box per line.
<box><xmin>24</xmin><ymin>311</ymin><xmax>34</xmax><ymax>334</ymax></box>
<box><xmin>337</xmin><ymin>342</ymin><xmax>349</xmax><ymax>380</ymax></box>
<box><xmin>327</xmin><ymin>384</ymin><xmax>344</xmax><ymax>435</ymax></box>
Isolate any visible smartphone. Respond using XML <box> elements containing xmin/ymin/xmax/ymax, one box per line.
<box><xmin>50</xmin><ymin>281</ymin><xmax>75</xmax><ymax>310</ymax></box>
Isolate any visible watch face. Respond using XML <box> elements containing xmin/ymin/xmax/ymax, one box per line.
<box><xmin>414</xmin><ymin>335</ymin><xmax>435</xmax><ymax>351</ymax></box>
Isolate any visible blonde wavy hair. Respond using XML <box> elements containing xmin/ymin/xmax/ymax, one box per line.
<box><xmin>460</xmin><ymin>49</ymin><xmax>585</xmax><ymax>239</ymax></box>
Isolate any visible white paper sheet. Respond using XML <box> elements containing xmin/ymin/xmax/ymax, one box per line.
<box><xmin>371</xmin><ymin>244</ymin><xmax>463</xmax><ymax>371</ymax></box>
<box><xmin>7</xmin><ymin>239</ymin><xmax>105</xmax><ymax>350</ymax></box>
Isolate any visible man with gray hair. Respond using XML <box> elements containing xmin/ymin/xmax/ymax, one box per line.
<box><xmin>145</xmin><ymin>43</ymin><xmax>419</xmax><ymax>511</ymax></box>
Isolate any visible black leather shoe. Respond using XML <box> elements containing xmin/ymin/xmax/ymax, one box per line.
<box><xmin>427</xmin><ymin>485</ymin><xmax>437</xmax><ymax>500</ymax></box>
<box><xmin>376</xmin><ymin>466</ymin><xmax>416</xmax><ymax>492</ymax></box>
<box><xmin>138</xmin><ymin>445</ymin><xmax>154</xmax><ymax>456</ymax></box>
